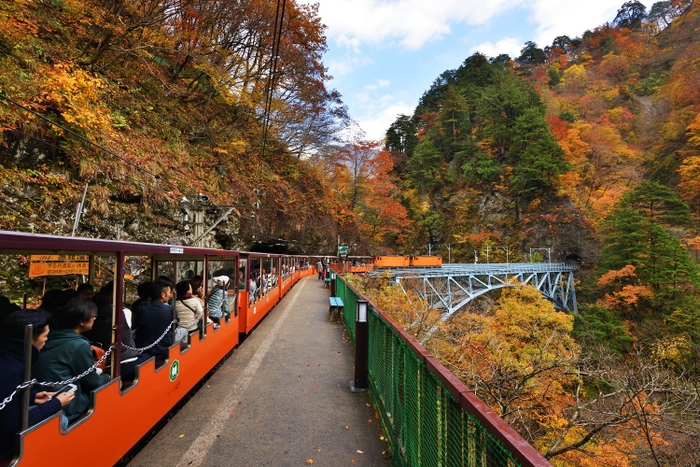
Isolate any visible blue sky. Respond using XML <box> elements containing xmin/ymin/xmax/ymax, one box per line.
<box><xmin>300</xmin><ymin>0</ymin><xmax>656</xmax><ymax>141</ymax></box>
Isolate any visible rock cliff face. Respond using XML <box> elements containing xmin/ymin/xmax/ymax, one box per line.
<box><xmin>475</xmin><ymin>188</ymin><xmax>598</xmax><ymax>265</ymax></box>
<box><xmin>0</xmin><ymin>137</ymin><xmax>338</xmax><ymax>254</ymax></box>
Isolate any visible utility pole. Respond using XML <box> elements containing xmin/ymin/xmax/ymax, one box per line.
<box><xmin>71</xmin><ymin>183</ymin><xmax>89</xmax><ymax>236</ymax></box>
<box><xmin>529</xmin><ymin>247</ymin><xmax>551</xmax><ymax>263</ymax></box>
<box><xmin>192</xmin><ymin>209</ymin><xmax>205</xmax><ymax>247</ymax></box>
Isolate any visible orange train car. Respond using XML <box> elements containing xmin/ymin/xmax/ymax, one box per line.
<box><xmin>372</xmin><ymin>255</ymin><xmax>443</xmax><ymax>268</ymax></box>
<box><xmin>0</xmin><ymin>231</ymin><xmax>310</xmax><ymax>466</ymax></box>
<box><xmin>409</xmin><ymin>255</ymin><xmax>443</xmax><ymax>267</ymax></box>
<box><xmin>373</xmin><ymin>255</ymin><xmax>410</xmax><ymax>267</ymax></box>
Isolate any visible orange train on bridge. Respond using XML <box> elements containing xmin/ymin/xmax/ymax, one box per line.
<box><xmin>372</xmin><ymin>255</ymin><xmax>443</xmax><ymax>268</ymax></box>
<box><xmin>0</xmin><ymin>231</ymin><xmax>317</xmax><ymax>467</ymax></box>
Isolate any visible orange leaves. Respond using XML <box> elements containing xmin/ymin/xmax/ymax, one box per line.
<box><xmin>597</xmin><ymin>265</ymin><xmax>654</xmax><ymax>309</ymax></box>
<box><xmin>600</xmin><ymin>284</ymin><xmax>654</xmax><ymax>308</ymax></box>
<box><xmin>598</xmin><ymin>264</ymin><xmax>638</xmax><ymax>286</ymax></box>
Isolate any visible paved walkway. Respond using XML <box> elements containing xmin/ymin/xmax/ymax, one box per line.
<box><xmin>128</xmin><ymin>276</ymin><xmax>389</xmax><ymax>467</ymax></box>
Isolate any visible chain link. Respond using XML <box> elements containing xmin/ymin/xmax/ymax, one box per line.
<box><xmin>0</xmin><ymin>380</ymin><xmax>35</xmax><ymax>411</ymax></box>
<box><xmin>1</xmin><ymin>319</ymin><xmax>179</xmax><ymax>412</ymax></box>
<box><xmin>0</xmin><ymin>346</ymin><xmax>113</xmax><ymax>411</ymax></box>
<box><xmin>177</xmin><ymin>308</ymin><xmax>204</xmax><ymax>331</ymax></box>
<box><xmin>122</xmin><ymin>319</ymin><xmax>176</xmax><ymax>352</ymax></box>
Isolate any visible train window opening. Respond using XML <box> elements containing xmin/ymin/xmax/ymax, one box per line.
<box><xmin>269</xmin><ymin>257</ymin><xmax>278</xmax><ymax>289</ymax></box>
<box><xmin>176</xmin><ymin>261</ymin><xmax>204</xmax><ymax>283</ymax></box>
<box><xmin>156</xmin><ymin>261</ymin><xmax>175</xmax><ymax>285</ymax></box>
<box><xmin>173</xmin><ymin>259</ymin><xmax>205</xmax><ymax>347</ymax></box>
<box><xmin>249</xmin><ymin>257</ymin><xmax>262</xmax><ymax>304</ymax></box>
<box><xmin>207</xmin><ymin>259</ymin><xmax>237</xmax><ymax>326</ymax></box>
<box><xmin>238</xmin><ymin>258</ymin><xmax>248</xmax><ymax>291</ymax></box>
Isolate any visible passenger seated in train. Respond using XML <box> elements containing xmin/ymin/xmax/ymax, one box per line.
<box><xmin>83</xmin><ymin>283</ymin><xmax>113</xmax><ymax>351</ymax></box>
<box><xmin>190</xmin><ymin>276</ymin><xmax>206</xmax><ymax>309</ymax></box>
<box><xmin>0</xmin><ymin>295</ymin><xmax>20</xmax><ymax>321</ymax></box>
<box><xmin>41</xmin><ymin>289</ymin><xmax>76</xmax><ymax>329</ymax></box>
<box><xmin>76</xmin><ymin>283</ymin><xmax>94</xmax><ymax>301</ymax></box>
<box><xmin>207</xmin><ymin>275</ymin><xmax>230</xmax><ymax>328</ymax></box>
<box><xmin>237</xmin><ymin>270</ymin><xmax>246</xmax><ymax>290</ymax></box>
<box><xmin>32</xmin><ymin>298</ymin><xmax>110</xmax><ymax>425</ymax></box>
<box><xmin>174</xmin><ymin>280</ymin><xmax>204</xmax><ymax>342</ymax></box>
<box><xmin>248</xmin><ymin>276</ymin><xmax>257</xmax><ymax>305</ymax></box>
<box><xmin>0</xmin><ymin>309</ymin><xmax>76</xmax><ymax>462</ymax></box>
<box><xmin>130</xmin><ymin>281</ymin><xmax>153</xmax><ymax>334</ymax></box>
<box><xmin>134</xmin><ymin>279</ymin><xmax>174</xmax><ymax>361</ymax></box>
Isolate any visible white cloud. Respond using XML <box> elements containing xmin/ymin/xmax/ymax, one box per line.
<box><xmin>357</xmin><ymin>102</ymin><xmax>415</xmax><ymax>142</ymax></box>
<box><xmin>302</xmin><ymin>0</ymin><xmax>528</xmax><ymax>51</ymax></box>
<box><xmin>327</xmin><ymin>54</ymin><xmax>374</xmax><ymax>78</ymax></box>
<box><xmin>351</xmin><ymin>93</ymin><xmax>415</xmax><ymax>141</ymax></box>
<box><xmin>469</xmin><ymin>37</ymin><xmax>523</xmax><ymax>60</ymax></box>
<box><xmin>303</xmin><ymin>0</ymin><xmax>659</xmax><ymax>53</ymax></box>
<box><xmin>364</xmin><ymin>79</ymin><xmax>391</xmax><ymax>90</ymax></box>
<box><xmin>530</xmin><ymin>0</ymin><xmax>658</xmax><ymax>48</ymax></box>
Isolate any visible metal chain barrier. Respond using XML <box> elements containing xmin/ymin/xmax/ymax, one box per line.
<box><xmin>0</xmin><ymin>346</ymin><xmax>114</xmax><ymax>411</ymax></box>
<box><xmin>2</xmin><ymin>319</ymin><xmax>178</xmax><ymax>412</ymax></box>
<box><xmin>121</xmin><ymin>319</ymin><xmax>176</xmax><ymax>353</ymax></box>
<box><xmin>176</xmin><ymin>308</ymin><xmax>204</xmax><ymax>331</ymax></box>
<box><xmin>0</xmin><ymin>380</ymin><xmax>35</xmax><ymax>412</ymax></box>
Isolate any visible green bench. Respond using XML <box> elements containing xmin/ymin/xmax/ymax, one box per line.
<box><xmin>328</xmin><ymin>296</ymin><xmax>344</xmax><ymax>322</ymax></box>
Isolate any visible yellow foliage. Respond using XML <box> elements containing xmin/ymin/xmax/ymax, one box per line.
<box><xmin>560</xmin><ymin>64</ymin><xmax>588</xmax><ymax>90</ymax></box>
<box><xmin>39</xmin><ymin>63</ymin><xmax>112</xmax><ymax>136</ymax></box>
<box><xmin>652</xmin><ymin>334</ymin><xmax>691</xmax><ymax>363</ymax></box>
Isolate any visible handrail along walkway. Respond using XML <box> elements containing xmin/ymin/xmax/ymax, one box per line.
<box><xmin>334</xmin><ymin>274</ymin><xmax>552</xmax><ymax>467</ymax></box>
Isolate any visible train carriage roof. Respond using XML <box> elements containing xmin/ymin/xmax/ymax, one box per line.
<box><xmin>0</xmin><ymin>230</ymin><xmax>238</xmax><ymax>257</ymax></box>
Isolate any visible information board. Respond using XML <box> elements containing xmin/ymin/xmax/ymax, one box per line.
<box><xmin>29</xmin><ymin>255</ymin><xmax>90</xmax><ymax>278</ymax></box>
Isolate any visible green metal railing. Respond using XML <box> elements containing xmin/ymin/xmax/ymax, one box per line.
<box><xmin>335</xmin><ymin>275</ymin><xmax>551</xmax><ymax>467</ymax></box>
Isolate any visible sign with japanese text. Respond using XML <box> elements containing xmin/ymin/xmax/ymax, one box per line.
<box><xmin>29</xmin><ymin>255</ymin><xmax>90</xmax><ymax>278</ymax></box>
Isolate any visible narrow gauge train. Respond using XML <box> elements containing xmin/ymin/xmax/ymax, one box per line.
<box><xmin>372</xmin><ymin>255</ymin><xmax>443</xmax><ymax>268</ymax></box>
<box><xmin>0</xmin><ymin>230</ymin><xmax>316</xmax><ymax>467</ymax></box>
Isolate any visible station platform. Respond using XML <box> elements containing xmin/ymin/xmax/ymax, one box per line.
<box><xmin>127</xmin><ymin>276</ymin><xmax>390</xmax><ymax>467</ymax></box>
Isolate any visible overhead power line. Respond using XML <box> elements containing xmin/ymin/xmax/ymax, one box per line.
<box><xmin>260</xmin><ymin>0</ymin><xmax>287</xmax><ymax>160</ymax></box>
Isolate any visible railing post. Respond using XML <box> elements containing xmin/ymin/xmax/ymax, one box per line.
<box><xmin>21</xmin><ymin>324</ymin><xmax>33</xmax><ymax>431</ymax></box>
<box><xmin>350</xmin><ymin>300</ymin><xmax>369</xmax><ymax>392</ymax></box>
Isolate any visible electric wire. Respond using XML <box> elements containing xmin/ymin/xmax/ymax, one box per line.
<box><xmin>260</xmin><ymin>0</ymin><xmax>287</xmax><ymax>160</ymax></box>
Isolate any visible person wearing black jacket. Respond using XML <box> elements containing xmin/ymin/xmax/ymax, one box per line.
<box><xmin>134</xmin><ymin>280</ymin><xmax>174</xmax><ymax>362</ymax></box>
<box><xmin>0</xmin><ymin>309</ymin><xmax>74</xmax><ymax>463</ymax></box>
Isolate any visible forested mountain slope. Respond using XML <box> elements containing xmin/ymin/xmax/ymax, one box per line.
<box><xmin>378</xmin><ymin>1</ymin><xmax>700</xmax><ymax>465</ymax></box>
<box><xmin>0</xmin><ymin>0</ymin><xmax>350</xmax><ymax>252</ymax></box>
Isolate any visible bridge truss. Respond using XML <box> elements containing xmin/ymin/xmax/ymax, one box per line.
<box><xmin>369</xmin><ymin>262</ymin><xmax>578</xmax><ymax>320</ymax></box>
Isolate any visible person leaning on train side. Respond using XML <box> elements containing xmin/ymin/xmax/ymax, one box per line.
<box><xmin>0</xmin><ymin>309</ymin><xmax>75</xmax><ymax>463</ymax></box>
<box><xmin>134</xmin><ymin>280</ymin><xmax>174</xmax><ymax>361</ymax></box>
<box><xmin>207</xmin><ymin>275</ymin><xmax>229</xmax><ymax>328</ymax></box>
<box><xmin>31</xmin><ymin>298</ymin><xmax>109</xmax><ymax>426</ymax></box>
